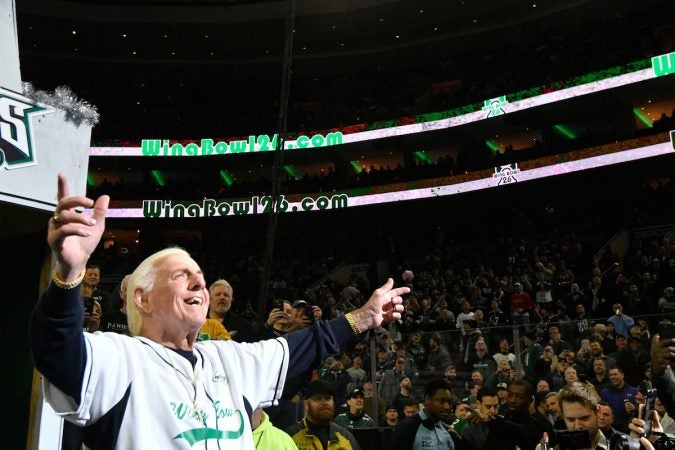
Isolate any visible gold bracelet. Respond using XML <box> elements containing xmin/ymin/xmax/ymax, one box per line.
<box><xmin>51</xmin><ymin>268</ymin><xmax>86</xmax><ymax>290</ymax></box>
<box><xmin>345</xmin><ymin>312</ymin><xmax>360</xmax><ymax>337</ymax></box>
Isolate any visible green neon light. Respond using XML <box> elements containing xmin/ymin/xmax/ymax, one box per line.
<box><xmin>553</xmin><ymin>124</ymin><xmax>578</xmax><ymax>139</ymax></box>
<box><xmin>485</xmin><ymin>140</ymin><xmax>500</xmax><ymax>153</ymax></box>
<box><xmin>632</xmin><ymin>108</ymin><xmax>653</xmax><ymax>128</ymax></box>
<box><xmin>413</xmin><ymin>151</ymin><xmax>433</xmax><ymax>164</ymax></box>
<box><xmin>151</xmin><ymin>170</ymin><xmax>166</xmax><ymax>186</ymax></box>
<box><xmin>283</xmin><ymin>165</ymin><xmax>301</xmax><ymax>179</ymax></box>
<box><xmin>219</xmin><ymin>170</ymin><xmax>234</xmax><ymax>186</ymax></box>
<box><xmin>350</xmin><ymin>161</ymin><xmax>363</xmax><ymax>174</ymax></box>
<box><xmin>87</xmin><ymin>174</ymin><xmax>95</xmax><ymax>186</ymax></box>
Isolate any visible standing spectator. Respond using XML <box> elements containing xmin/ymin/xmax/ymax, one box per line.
<box><xmin>379</xmin><ymin>357</ymin><xmax>408</xmax><ymax>407</ymax></box>
<box><xmin>459</xmin><ymin>386</ymin><xmax>500</xmax><ymax>450</ymax></box>
<box><xmin>570</xmin><ymin>304</ymin><xmax>594</xmax><ymax>345</ymax></box>
<box><xmin>334</xmin><ymin>388</ymin><xmax>376</xmax><ymax>429</ymax></box>
<box><xmin>597</xmin><ymin>401</ymin><xmax>619</xmax><ymax>443</ymax></box>
<box><xmin>346</xmin><ymin>354</ymin><xmax>368</xmax><ymax>394</ymax></box>
<box><xmin>384</xmin><ymin>405</ymin><xmax>399</xmax><ymax>428</ymax></box>
<box><xmin>546</xmin><ymin>326</ymin><xmax>572</xmax><ymax>355</ymax></box>
<box><xmin>391</xmin><ymin>378</ymin><xmax>455</xmax><ymax>450</ymax></box>
<box><xmin>606</xmin><ymin>303</ymin><xmax>634</xmax><ymax>339</ymax></box>
<box><xmin>493</xmin><ymin>337</ymin><xmax>516</xmax><ymax>367</ymax></box>
<box><xmin>251</xmin><ymin>407</ymin><xmax>298</xmax><ymax>450</ymax></box>
<box><xmin>461</xmin><ymin>320</ymin><xmax>483</xmax><ymax>366</ymax></box>
<box><xmin>286</xmin><ymin>380</ymin><xmax>361</xmax><ymax>450</ymax></box>
<box><xmin>589</xmin><ymin>358</ymin><xmax>610</xmax><ymax>392</ymax></box>
<box><xmin>362</xmin><ymin>380</ymin><xmax>385</xmax><ymax>425</ymax></box>
<box><xmin>444</xmin><ymin>365</ymin><xmax>469</xmax><ymax>403</ymax></box>
<box><xmin>386</xmin><ymin>341</ymin><xmax>418</xmax><ymax>380</ymax></box>
<box><xmin>599</xmin><ymin>367</ymin><xmax>638</xmax><ymax>433</ymax></box>
<box><xmin>487</xmin><ymin>299</ymin><xmax>509</xmax><ymax>332</ymax></box>
<box><xmin>658</xmin><ymin>287</ymin><xmax>675</xmax><ymax>318</ymax></box>
<box><xmin>553</xmin><ymin>382</ymin><xmax>608</xmax><ymax>449</ymax></box>
<box><xmin>460</xmin><ymin>379</ymin><xmax>547</xmax><ymax>450</ymax></box>
<box><xmin>208</xmin><ymin>279</ymin><xmax>257</xmax><ymax>343</ymax></box>
<box><xmin>544</xmin><ymin>392</ymin><xmax>565</xmax><ymax>430</ymax></box>
<box><xmin>466</xmin><ymin>338</ymin><xmax>497</xmax><ymax>380</ymax></box>
<box><xmin>486</xmin><ymin>359</ymin><xmax>516</xmax><ymax>389</ymax></box>
<box><xmin>391</xmin><ymin>377</ymin><xmax>416</xmax><ymax>419</ymax></box>
<box><xmin>425</xmin><ymin>333</ymin><xmax>452</xmax><ymax>375</ymax></box>
<box><xmin>81</xmin><ymin>263</ymin><xmax>114</xmax><ymax>315</ymax></box>
<box><xmin>563</xmin><ymin>282</ymin><xmax>590</xmax><ymax>317</ymax></box>
<box><xmin>456</xmin><ymin>300</ymin><xmax>475</xmax><ymax>335</ymax></box>
<box><xmin>509</xmin><ymin>282</ymin><xmax>533</xmax><ymax>334</ymax></box>
<box><xmin>616</xmin><ymin>336</ymin><xmax>650</xmax><ymax>387</ymax></box>
<box><xmin>321</xmin><ymin>359</ymin><xmax>352</xmax><ymax>415</ymax></box>
<box><xmin>407</xmin><ymin>332</ymin><xmax>427</xmax><ymax>370</ymax></box>
<box><xmin>99</xmin><ymin>274</ymin><xmax>130</xmax><ymax>335</ymax></box>
<box><xmin>522</xmin><ymin>331</ymin><xmax>544</xmax><ymax>384</ymax></box>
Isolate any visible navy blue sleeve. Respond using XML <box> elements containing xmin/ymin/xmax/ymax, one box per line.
<box><xmin>390</xmin><ymin>416</ymin><xmax>420</xmax><ymax>450</ymax></box>
<box><xmin>283</xmin><ymin>317</ymin><xmax>355</xmax><ymax>380</ymax></box>
<box><xmin>29</xmin><ymin>283</ymin><xmax>87</xmax><ymax>403</ymax></box>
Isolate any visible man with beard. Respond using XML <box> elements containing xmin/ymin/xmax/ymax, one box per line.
<box><xmin>285</xmin><ymin>379</ymin><xmax>361</xmax><ymax>450</ymax></box>
<box><xmin>207</xmin><ymin>279</ymin><xmax>256</xmax><ymax>342</ymax></box>
<box><xmin>391</xmin><ymin>378</ymin><xmax>455</xmax><ymax>450</ymax></box>
<box><xmin>461</xmin><ymin>379</ymin><xmax>547</xmax><ymax>450</ymax></box>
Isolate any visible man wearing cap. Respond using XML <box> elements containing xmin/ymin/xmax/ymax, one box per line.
<box><xmin>334</xmin><ymin>388</ymin><xmax>376</xmax><ymax>429</ymax></box>
<box><xmin>286</xmin><ymin>379</ymin><xmax>361</xmax><ymax>450</ymax></box>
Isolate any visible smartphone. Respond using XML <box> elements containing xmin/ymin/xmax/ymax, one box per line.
<box><xmin>557</xmin><ymin>429</ymin><xmax>591</xmax><ymax>450</ymax></box>
<box><xmin>660</xmin><ymin>323</ymin><xmax>675</xmax><ymax>340</ymax></box>
<box><xmin>273</xmin><ymin>299</ymin><xmax>285</xmax><ymax>311</ymax></box>
<box><xmin>304</xmin><ymin>305</ymin><xmax>315</xmax><ymax>323</ymax></box>
<box><xmin>84</xmin><ymin>297</ymin><xmax>95</xmax><ymax>315</ymax></box>
<box><xmin>641</xmin><ymin>387</ymin><xmax>657</xmax><ymax>438</ymax></box>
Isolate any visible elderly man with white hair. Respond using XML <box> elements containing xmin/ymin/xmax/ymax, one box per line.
<box><xmin>30</xmin><ymin>174</ymin><xmax>409</xmax><ymax>450</ymax></box>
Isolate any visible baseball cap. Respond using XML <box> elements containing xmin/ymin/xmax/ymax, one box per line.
<box><xmin>497</xmin><ymin>382</ymin><xmax>508</xmax><ymax>390</ymax></box>
<box><xmin>347</xmin><ymin>388</ymin><xmax>365</xmax><ymax>399</ymax></box>
<box><xmin>305</xmin><ymin>380</ymin><xmax>335</xmax><ymax>399</ymax></box>
<box><xmin>514</xmin><ymin>282</ymin><xmax>522</xmax><ymax>289</ymax></box>
<box><xmin>292</xmin><ymin>299</ymin><xmax>309</xmax><ymax>308</ymax></box>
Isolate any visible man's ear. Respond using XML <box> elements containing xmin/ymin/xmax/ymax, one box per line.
<box><xmin>133</xmin><ymin>288</ymin><xmax>151</xmax><ymax>313</ymax></box>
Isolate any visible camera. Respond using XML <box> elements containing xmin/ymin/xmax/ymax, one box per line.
<box><xmin>610</xmin><ymin>433</ymin><xmax>675</xmax><ymax>450</ymax></box>
<box><xmin>557</xmin><ymin>429</ymin><xmax>591</xmax><ymax>450</ymax></box>
<box><xmin>609</xmin><ymin>387</ymin><xmax>674</xmax><ymax>450</ymax></box>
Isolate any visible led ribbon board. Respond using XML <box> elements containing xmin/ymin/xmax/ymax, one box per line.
<box><xmin>99</xmin><ymin>141</ymin><xmax>674</xmax><ymax>218</ymax></box>
<box><xmin>90</xmin><ymin>57</ymin><xmax>670</xmax><ymax>157</ymax></box>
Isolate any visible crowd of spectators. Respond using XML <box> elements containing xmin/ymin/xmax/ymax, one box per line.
<box><xmin>82</xmin><ymin>151</ymin><xmax>675</xmax><ymax>448</ymax></box>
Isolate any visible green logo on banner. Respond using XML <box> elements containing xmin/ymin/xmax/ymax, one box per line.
<box><xmin>652</xmin><ymin>52</ymin><xmax>675</xmax><ymax>77</ymax></box>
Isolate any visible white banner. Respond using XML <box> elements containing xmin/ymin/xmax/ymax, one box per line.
<box><xmin>0</xmin><ymin>0</ymin><xmax>21</xmax><ymax>92</ymax></box>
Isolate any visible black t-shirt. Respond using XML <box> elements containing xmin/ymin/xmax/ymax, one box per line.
<box><xmin>100</xmin><ymin>310</ymin><xmax>130</xmax><ymax>335</ymax></box>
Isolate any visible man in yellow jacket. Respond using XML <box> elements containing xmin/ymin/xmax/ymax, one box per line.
<box><xmin>285</xmin><ymin>380</ymin><xmax>361</xmax><ymax>450</ymax></box>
